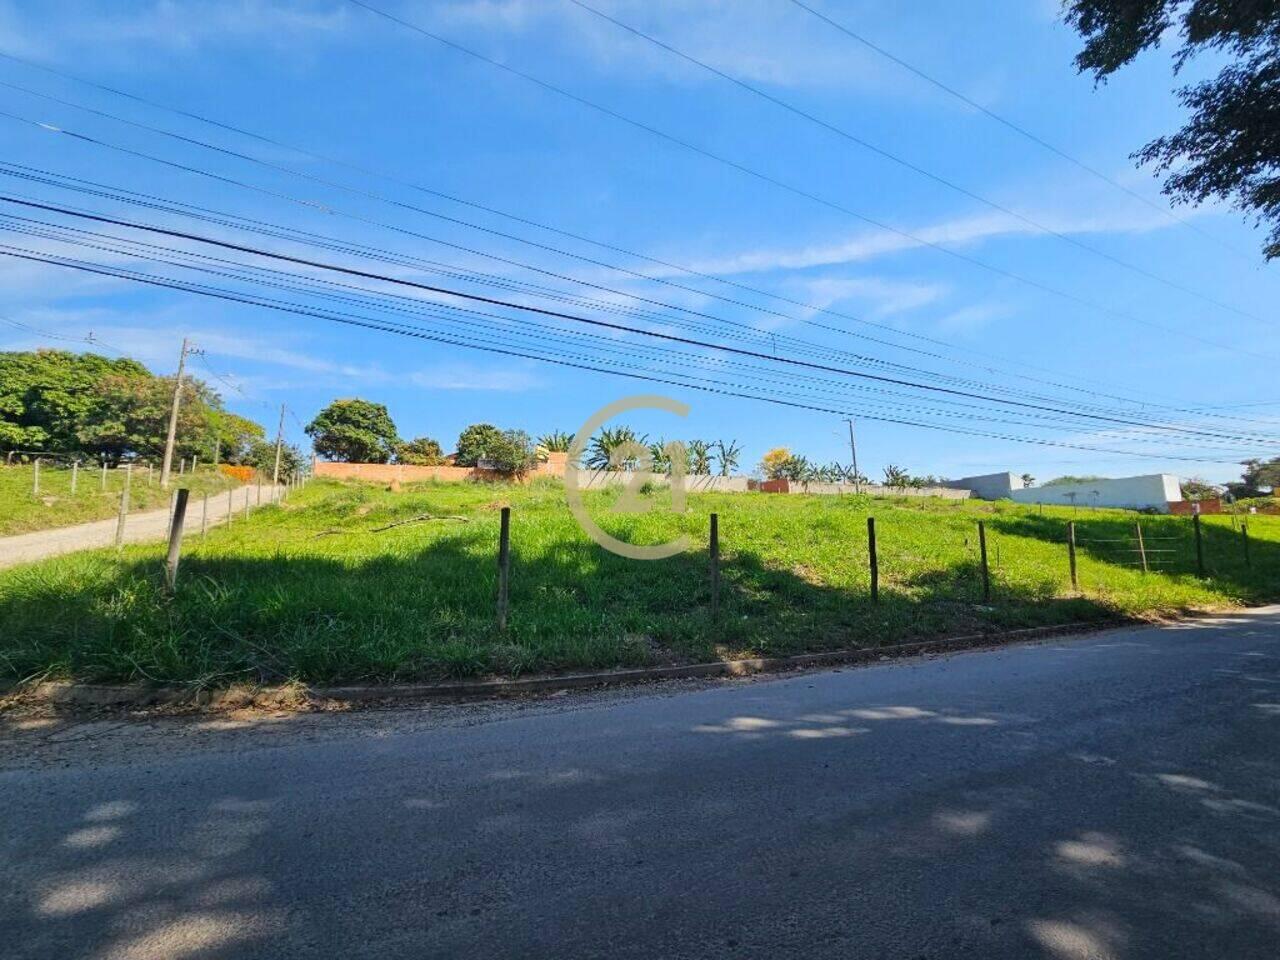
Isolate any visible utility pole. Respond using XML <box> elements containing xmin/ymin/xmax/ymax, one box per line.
<box><xmin>844</xmin><ymin>418</ymin><xmax>860</xmax><ymax>493</ymax></box>
<box><xmin>160</xmin><ymin>337</ymin><xmax>192</xmax><ymax>489</ymax></box>
<box><xmin>272</xmin><ymin>403</ymin><xmax>286</xmax><ymax>486</ymax></box>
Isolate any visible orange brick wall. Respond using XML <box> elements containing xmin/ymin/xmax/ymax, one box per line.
<box><xmin>315</xmin><ymin>452</ymin><xmax>568</xmax><ymax>485</ymax></box>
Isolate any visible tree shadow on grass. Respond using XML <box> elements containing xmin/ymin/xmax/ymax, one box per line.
<box><xmin>2</xmin><ymin>526</ymin><xmax>1119</xmax><ymax>687</ymax></box>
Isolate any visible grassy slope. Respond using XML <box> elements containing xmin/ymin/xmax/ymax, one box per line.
<box><xmin>0</xmin><ymin>464</ymin><xmax>240</xmax><ymax>536</ymax></box>
<box><xmin>2</xmin><ymin>478</ymin><xmax>1276</xmax><ymax>686</ymax></box>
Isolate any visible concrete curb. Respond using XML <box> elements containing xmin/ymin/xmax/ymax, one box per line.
<box><xmin>13</xmin><ymin>618</ymin><xmax>1130</xmax><ymax>711</ymax></box>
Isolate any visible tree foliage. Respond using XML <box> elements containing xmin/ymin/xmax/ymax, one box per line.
<box><xmin>1065</xmin><ymin>0</ymin><xmax>1280</xmax><ymax>257</ymax></box>
<box><xmin>453</xmin><ymin>423</ymin><xmax>505</xmax><ymax>467</ymax></box>
<box><xmin>397</xmin><ymin>436</ymin><xmax>445</xmax><ymax>465</ymax></box>
<box><xmin>0</xmin><ymin>349</ymin><xmax>251</xmax><ymax>464</ymax></box>
<box><xmin>1227</xmin><ymin>456</ymin><xmax>1280</xmax><ymax>497</ymax></box>
<box><xmin>306</xmin><ymin>398</ymin><xmax>400</xmax><ymax>463</ymax></box>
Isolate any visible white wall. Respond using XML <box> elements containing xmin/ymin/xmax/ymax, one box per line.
<box><xmin>1010</xmin><ymin>474</ymin><xmax>1181</xmax><ymax>513</ymax></box>
<box><xmin>943</xmin><ymin>472</ymin><xmax>1024</xmax><ymax>501</ymax></box>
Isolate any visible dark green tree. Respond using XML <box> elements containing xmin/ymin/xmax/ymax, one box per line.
<box><xmin>305</xmin><ymin>398</ymin><xmax>400</xmax><ymax>463</ymax></box>
<box><xmin>0</xmin><ymin>349</ymin><xmax>149</xmax><ymax>454</ymax></box>
<box><xmin>453</xmin><ymin>423</ymin><xmax>505</xmax><ymax>467</ymax></box>
<box><xmin>210</xmin><ymin>411</ymin><xmax>267</xmax><ymax>465</ymax></box>
<box><xmin>1228</xmin><ymin>456</ymin><xmax>1280</xmax><ymax>497</ymax></box>
<box><xmin>1065</xmin><ymin>1</ymin><xmax>1280</xmax><ymax>257</ymax></box>
<box><xmin>246</xmin><ymin>438</ymin><xmax>304</xmax><ymax>479</ymax></box>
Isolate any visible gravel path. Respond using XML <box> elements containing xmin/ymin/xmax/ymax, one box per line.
<box><xmin>0</xmin><ymin>484</ymin><xmax>281</xmax><ymax>568</ymax></box>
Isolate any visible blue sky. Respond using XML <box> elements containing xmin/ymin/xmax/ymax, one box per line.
<box><xmin>0</xmin><ymin>0</ymin><xmax>1276</xmax><ymax>484</ymax></box>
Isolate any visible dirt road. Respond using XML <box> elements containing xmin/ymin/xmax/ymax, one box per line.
<box><xmin>0</xmin><ymin>484</ymin><xmax>281</xmax><ymax>568</ymax></box>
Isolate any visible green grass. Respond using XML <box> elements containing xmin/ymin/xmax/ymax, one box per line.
<box><xmin>2</xmin><ymin>478</ymin><xmax>1277</xmax><ymax>687</ymax></box>
<box><xmin>0</xmin><ymin>463</ymin><xmax>239</xmax><ymax>536</ymax></box>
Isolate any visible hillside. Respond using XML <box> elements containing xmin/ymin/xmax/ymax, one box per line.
<box><xmin>2</xmin><ymin>479</ymin><xmax>1275</xmax><ymax>687</ymax></box>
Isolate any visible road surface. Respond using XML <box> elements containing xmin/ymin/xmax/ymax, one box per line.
<box><xmin>0</xmin><ymin>484</ymin><xmax>280</xmax><ymax>568</ymax></box>
<box><xmin>2</xmin><ymin>611</ymin><xmax>1278</xmax><ymax>959</ymax></box>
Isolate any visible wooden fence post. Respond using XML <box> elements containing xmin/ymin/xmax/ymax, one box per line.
<box><xmin>978</xmin><ymin>520</ymin><xmax>991</xmax><ymax>602</ymax></box>
<box><xmin>1067</xmin><ymin>520</ymin><xmax>1078</xmax><ymax>591</ymax></box>
<box><xmin>496</xmin><ymin>506</ymin><xmax>511</xmax><ymax>631</ymax></box>
<box><xmin>867</xmin><ymin>516</ymin><xmax>879</xmax><ymax>602</ymax></box>
<box><xmin>114</xmin><ymin>465</ymin><xmax>132</xmax><ymax>547</ymax></box>
<box><xmin>227</xmin><ymin>487</ymin><xmax>234</xmax><ymax>527</ymax></box>
<box><xmin>242</xmin><ymin>488</ymin><xmax>250</xmax><ymax>521</ymax></box>
<box><xmin>164</xmin><ymin>488</ymin><xmax>190</xmax><ymax>592</ymax></box>
<box><xmin>32</xmin><ymin>458</ymin><xmax>39</xmax><ymax>496</ymax></box>
<box><xmin>201</xmin><ymin>493</ymin><xmax>209</xmax><ymax>540</ymax></box>
<box><xmin>1135</xmin><ymin>521</ymin><xmax>1148</xmax><ymax>573</ymax></box>
<box><xmin>710</xmin><ymin>513</ymin><xmax>721</xmax><ymax>618</ymax></box>
<box><xmin>70</xmin><ymin>460</ymin><xmax>78</xmax><ymax>495</ymax></box>
<box><xmin>1194</xmin><ymin>514</ymin><xmax>1205</xmax><ymax>577</ymax></box>
<box><xmin>1242</xmin><ymin>521</ymin><xmax>1251</xmax><ymax>568</ymax></box>
<box><xmin>101</xmin><ymin>460</ymin><xmax>108</xmax><ymax>491</ymax></box>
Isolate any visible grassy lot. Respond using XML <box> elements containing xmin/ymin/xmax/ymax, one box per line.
<box><xmin>1</xmin><ymin>478</ymin><xmax>1276</xmax><ymax>687</ymax></box>
<box><xmin>0</xmin><ymin>462</ymin><xmax>239</xmax><ymax>536</ymax></box>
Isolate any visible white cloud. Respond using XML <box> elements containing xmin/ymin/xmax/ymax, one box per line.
<box><xmin>0</xmin><ymin>1</ymin><xmax>351</xmax><ymax>60</ymax></box>
<box><xmin>669</xmin><ymin>204</ymin><xmax>1180</xmax><ymax>279</ymax></box>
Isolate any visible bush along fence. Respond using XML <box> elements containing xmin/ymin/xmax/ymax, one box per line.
<box><xmin>476</xmin><ymin>510</ymin><xmax>1261</xmax><ymax>631</ymax></box>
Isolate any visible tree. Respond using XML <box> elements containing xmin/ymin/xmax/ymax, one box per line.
<box><xmin>1043</xmin><ymin>475</ymin><xmax>1106</xmax><ymax>487</ymax></box>
<box><xmin>687</xmin><ymin>439</ymin><xmax>713</xmax><ymax>476</ymax></box>
<box><xmin>477</xmin><ymin>429</ymin><xmax>539</xmax><ymax>477</ymax></box>
<box><xmin>713</xmin><ymin>439</ymin><xmax>741</xmax><ymax>476</ymax></box>
<box><xmin>397</xmin><ymin>436</ymin><xmax>445</xmax><ymax>465</ymax></box>
<box><xmin>211</xmin><ymin>411</ymin><xmax>266</xmax><ymax>465</ymax></box>
<box><xmin>883</xmin><ymin>464</ymin><xmax>910</xmax><ymax>489</ymax></box>
<box><xmin>1180</xmin><ymin>476</ymin><xmax>1221</xmax><ymax>501</ymax></box>
<box><xmin>306</xmin><ymin>399</ymin><xmax>399</xmax><ymax>463</ymax></box>
<box><xmin>536</xmin><ymin>430</ymin><xmax>574</xmax><ymax>452</ymax></box>
<box><xmin>759</xmin><ymin>446</ymin><xmax>793</xmax><ymax>480</ymax></box>
<box><xmin>1228</xmin><ymin>456</ymin><xmax>1280</xmax><ymax>497</ymax></box>
<box><xmin>1065</xmin><ymin>1</ymin><xmax>1280</xmax><ymax>258</ymax></box>
<box><xmin>585</xmin><ymin>426</ymin><xmax>647</xmax><ymax>471</ymax></box>
<box><xmin>1020</xmin><ymin>473</ymin><xmax>1036</xmax><ymax>488</ymax></box>
<box><xmin>454</xmin><ymin>423</ymin><xmax>505</xmax><ymax>467</ymax></box>
<box><xmin>246</xmin><ymin>438</ymin><xmax>303</xmax><ymax>480</ymax></box>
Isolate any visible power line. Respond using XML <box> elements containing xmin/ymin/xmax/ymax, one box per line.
<box><xmin>5</xmin><ymin>156</ymin><xmax>1251</xmax><ymax>431</ymax></box>
<box><xmin>566</xmin><ymin>0</ymin><xmax>1267</xmax><ymax>326</ymax></box>
<box><xmin>341</xmin><ymin>0</ymin><xmax>1273</xmax><ymax>361</ymax></box>
<box><xmin>1</xmin><ymin>88</ymin><xmax>1206</xmax><ymax>410</ymax></box>
<box><xmin>10</xmin><ymin>212</ymin><xmax>1254</xmax><ymax>451</ymax></box>
<box><xmin>0</xmin><ymin>54</ymin><xmax>1248</xmax><ymax>411</ymax></box>
<box><xmin>3</xmin><ymin>194</ymin><xmax>1275</xmax><ymax>451</ymax></box>
<box><xmin>0</xmin><ymin>240</ymin><xmax>1257</xmax><ymax>463</ymax></box>
<box><xmin>783</xmin><ymin>0</ymin><xmax>1257</xmax><ymax>261</ymax></box>
<box><xmin>4</xmin><ymin>153</ymin><xmax>1274</xmax><ymax>438</ymax></box>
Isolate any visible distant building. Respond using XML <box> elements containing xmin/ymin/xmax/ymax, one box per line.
<box><xmin>942</xmin><ymin>472</ymin><xmax>1026</xmax><ymax>501</ymax></box>
<box><xmin>947</xmin><ymin>472</ymin><xmax>1183</xmax><ymax>513</ymax></box>
<box><xmin>1011</xmin><ymin>474</ymin><xmax>1181</xmax><ymax>513</ymax></box>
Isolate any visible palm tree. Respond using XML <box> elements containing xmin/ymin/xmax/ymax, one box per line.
<box><xmin>713</xmin><ymin>439</ymin><xmax>741</xmax><ymax>477</ymax></box>
<box><xmin>883</xmin><ymin>464</ymin><xmax>910</xmax><ymax>490</ymax></box>
<box><xmin>687</xmin><ymin>439</ymin><xmax>713</xmax><ymax>475</ymax></box>
<box><xmin>585</xmin><ymin>426</ymin><xmax>647</xmax><ymax>471</ymax></box>
<box><xmin>537</xmin><ymin>430</ymin><xmax>574</xmax><ymax>453</ymax></box>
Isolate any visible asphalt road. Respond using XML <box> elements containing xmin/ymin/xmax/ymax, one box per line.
<box><xmin>3</xmin><ymin>612</ymin><xmax>1279</xmax><ymax>959</ymax></box>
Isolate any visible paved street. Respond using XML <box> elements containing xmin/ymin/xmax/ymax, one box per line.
<box><xmin>3</xmin><ymin>612</ymin><xmax>1278</xmax><ymax>959</ymax></box>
